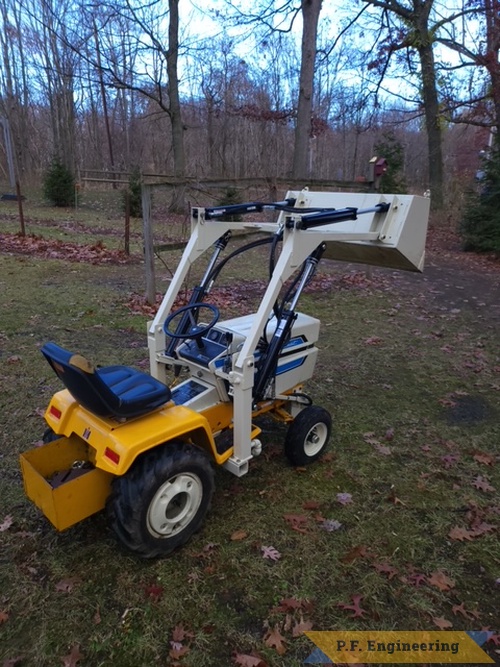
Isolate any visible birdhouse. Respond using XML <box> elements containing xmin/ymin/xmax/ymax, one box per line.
<box><xmin>368</xmin><ymin>156</ymin><xmax>388</xmax><ymax>187</ymax></box>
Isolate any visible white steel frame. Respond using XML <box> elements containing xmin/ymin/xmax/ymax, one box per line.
<box><xmin>148</xmin><ymin>189</ymin><xmax>429</xmax><ymax>475</ymax></box>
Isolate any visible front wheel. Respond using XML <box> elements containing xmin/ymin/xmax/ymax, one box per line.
<box><xmin>107</xmin><ymin>442</ymin><xmax>214</xmax><ymax>558</ymax></box>
<box><xmin>284</xmin><ymin>405</ymin><xmax>332</xmax><ymax>466</ymax></box>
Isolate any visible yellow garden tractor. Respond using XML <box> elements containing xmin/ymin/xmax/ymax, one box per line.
<box><xmin>20</xmin><ymin>189</ymin><xmax>429</xmax><ymax>557</ymax></box>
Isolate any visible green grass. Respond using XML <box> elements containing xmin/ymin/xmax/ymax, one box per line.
<box><xmin>0</xmin><ymin>198</ymin><xmax>499</xmax><ymax>666</ymax></box>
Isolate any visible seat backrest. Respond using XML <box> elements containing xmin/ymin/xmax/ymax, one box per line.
<box><xmin>41</xmin><ymin>342</ymin><xmax>119</xmax><ymax>417</ymax></box>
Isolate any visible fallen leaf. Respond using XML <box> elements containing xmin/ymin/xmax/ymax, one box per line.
<box><xmin>452</xmin><ymin>602</ymin><xmax>480</xmax><ymax>620</ymax></box>
<box><xmin>470</xmin><ymin>522</ymin><xmax>496</xmax><ymax>537</ymax></box>
<box><xmin>231</xmin><ymin>529</ymin><xmax>248</xmax><ymax>541</ymax></box>
<box><xmin>283</xmin><ymin>514</ymin><xmax>309</xmax><ymax>533</ymax></box>
<box><xmin>0</xmin><ymin>611</ymin><xmax>9</xmax><ymax>624</ymax></box>
<box><xmin>321</xmin><ymin>519</ymin><xmax>342</xmax><ymax>532</ymax></box>
<box><xmin>302</xmin><ymin>500</ymin><xmax>321</xmax><ymax>511</ymax></box>
<box><xmin>404</xmin><ymin>572</ymin><xmax>427</xmax><ymax>588</ymax></box>
<box><xmin>273</xmin><ymin>598</ymin><xmax>303</xmax><ymax>612</ymax></box>
<box><xmin>261</xmin><ymin>545</ymin><xmax>281</xmax><ymax>561</ymax></box>
<box><xmin>264</xmin><ymin>624</ymin><xmax>287</xmax><ymax>655</ymax></box>
<box><xmin>473</xmin><ymin>476</ymin><xmax>495</xmax><ymax>493</ymax></box>
<box><xmin>283</xmin><ymin>613</ymin><xmax>293</xmax><ymax>632</ymax></box>
<box><xmin>373</xmin><ymin>443</ymin><xmax>392</xmax><ymax>456</ymax></box>
<box><xmin>336</xmin><ymin>492</ymin><xmax>353</xmax><ymax>506</ymax></box>
<box><xmin>438</xmin><ymin>397</ymin><xmax>456</xmax><ymax>408</ymax></box>
<box><xmin>144</xmin><ymin>583</ymin><xmax>164</xmax><ymax>601</ymax></box>
<box><xmin>448</xmin><ymin>526</ymin><xmax>475</xmax><ymax>541</ymax></box>
<box><xmin>428</xmin><ymin>571</ymin><xmax>455</xmax><ymax>592</ymax></box>
<box><xmin>341</xmin><ymin>545</ymin><xmax>370</xmax><ymax>564</ymax></box>
<box><xmin>93</xmin><ymin>608</ymin><xmax>101</xmax><ymax>625</ymax></box>
<box><xmin>171</xmin><ymin>623</ymin><xmax>193</xmax><ymax>643</ymax></box>
<box><xmin>441</xmin><ymin>453</ymin><xmax>460</xmax><ymax>469</ymax></box>
<box><xmin>386</xmin><ymin>488</ymin><xmax>406</xmax><ymax>505</ymax></box>
<box><xmin>55</xmin><ymin>578</ymin><xmax>81</xmax><ymax>593</ymax></box>
<box><xmin>0</xmin><ymin>515</ymin><xmax>13</xmax><ymax>532</ymax></box>
<box><xmin>338</xmin><ymin>594</ymin><xmax>366</xmax><ymax>618</ymax></box>
<box><xmin>372</xmin><ymin>562</ymin><xmax>398</xmax><ymax>579</ymax></box>
<box><xmin>433</xmin><ymin>616</ymin><xmax>453</xmax><ymax>630</ymax></box>
<box><xmin>61</xmin><ymin>644</ymin><xmax>83</xmax><ymax>667</ymax></box>
<box><xmin>2</xmin><ymin>657</ymin><xmax>23</xmax><ymax>667</ymax></box>
<box><xmin>292</xmin><ymin>614</ymin><xmax>313</xmax><ymax>637</ymax></box>
<box><xmin>364</xmin><ymin>336</ymin><xmax>383</xmax><ymax>345</ymax></box>
<box><xmin>169</xmin><ymin>643</ymin><xmax>190</xmax><ymax>660</ymax></box>
<box><xmin>233</xmin><ymin>652</ymin><xmax>268</xmax><ymax>667</ymax></box>
<box><xmin>7</xmin><ymin>355</ymin><xmax>21</xmax><ymax>363</ymax></box>
<box><xmin>384</xmin><ymin>427</ymin><xmax>394</xmax><ymax>441</ymax></box>
<box><xmin>473</xmin><ymin>451</ymin><xmax>496</xmax><ymax>466</ymax></box>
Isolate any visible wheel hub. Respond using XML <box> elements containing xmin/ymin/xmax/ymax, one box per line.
<box><xmin>304</xmin><ymin>423</ymin><xmax>328</xmax><ymax>456</ymax></box>
<box><xmin>147</xmin><ymin>472</ymin><xmax>203</xmax><ymax>538</ymax></box>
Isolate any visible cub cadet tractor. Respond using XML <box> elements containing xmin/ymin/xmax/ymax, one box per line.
<box><xmin>20</xmin><ymin>189</ymin><xmax>429</xmax><ymax>558</ymax></box>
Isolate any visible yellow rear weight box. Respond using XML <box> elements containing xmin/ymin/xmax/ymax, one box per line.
<box><xmin>20</xmin><ymin>436</ymin><xmax>114</xmax><ymax>531</ymax></box>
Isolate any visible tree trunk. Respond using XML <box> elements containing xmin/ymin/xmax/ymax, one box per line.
<box><xmin>292</xmin><ymin>0</ymin><xmax>322</xmax><ymax>180</ymax></box>
<box><xmin>167</xmin><ymin>0</ymin><xmax>185</xmax><ymax>178</ymax></box>
<box><xmin>418</xmin><ymin>40</ymin><xmax>444</xmax><ymax>209</ymax></box>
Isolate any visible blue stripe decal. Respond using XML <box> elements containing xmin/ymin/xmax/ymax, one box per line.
<box><xmin>276</xmin><ymin>356</ymin><xmax>306</xmax><ymax>375</ymax></box>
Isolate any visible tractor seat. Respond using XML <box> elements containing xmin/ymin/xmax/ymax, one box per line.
<box><xmin>41</xmin><ymin>342</ymin><xmax>171</xmax><ymax>420</ymax></box>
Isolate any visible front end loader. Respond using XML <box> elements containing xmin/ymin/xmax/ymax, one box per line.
<box><xmin>20</xmin><ymin>189</ymin><xmax>429</xmax><ymax>557</ymax></box>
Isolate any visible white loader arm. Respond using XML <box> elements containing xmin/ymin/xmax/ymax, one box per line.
<box><xmin>148</xmin><ymin>189</ymin><xmax>430</xmax><ymax>475</ymax></box>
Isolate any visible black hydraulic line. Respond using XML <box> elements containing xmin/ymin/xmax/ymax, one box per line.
<box><xmin>253</xmin><ymin>309</ymin><xmax>297</xmax><ymax>403</ymax></box>
<box><xmin>287</xmin><ymin>202</ymin><xmax>391</xmax><ymax>230</ymax></box>
<box><xmin>202</xmin><ymin>198</ymin><xmax>296</xmax><ymax>220</ymax></box>
<box><xmin>268</xmin><ymin>228</ymin><xmax>285</xmax><ymax>319</ymax></box>
<box><xmin>253</xmin><ymin>243</ymin><xmax>326</xmax><ymax>402</ymax></box>
<box><xmin>206</xmin><ymin>235</ymin><xmax>274</xmax><ymax>284</ymax></box>
<box><xmin>199</xmin><ymin>198</ymin><xmax>364</xmax><ymax>221</ymax></box>
<box><xmin>165</xmin><ymin>231</ymin><xmax>231</xmax><ymax>361</ymax></box>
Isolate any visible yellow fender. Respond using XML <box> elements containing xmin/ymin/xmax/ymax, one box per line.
<box><xmin>45</xmin><ymin>389</ymin><xmax>219</xmax><ymax>475</ymax></box>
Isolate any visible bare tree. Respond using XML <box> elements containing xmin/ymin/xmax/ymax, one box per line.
<box><xmin>436</xmin><ymin>0</ymin><xmax>500</xmax><ymax>133</ymax></box>
<box><xmin>292</xmin><ymin>0</ymin><xmax>322</xmax><ymax>179</ymax></box>
<box><xmin>220</xmin><ymin>0</ymin><xmax>323</xmax><ymax>179</ymax></box>
<box><xmin>359</xmin><ymin>0</ymin><xmax>445</xmax><ymax>208</ymax></box>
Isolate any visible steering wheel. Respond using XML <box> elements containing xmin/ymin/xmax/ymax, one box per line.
<box><xmin>163</xmin><ymin>303</ymin><xmax>220</xmax><ymax>346</ymax></box>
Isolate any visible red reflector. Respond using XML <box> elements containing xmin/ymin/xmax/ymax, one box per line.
<box><xmin>104</xmin><ymin>447</ymin><xmax>120</xmax><ymax>464</ymax></box>
<box><xmin>49</xmin><ymin>405</ymin><xmax>62</xmax><ymax>419</ymax></box>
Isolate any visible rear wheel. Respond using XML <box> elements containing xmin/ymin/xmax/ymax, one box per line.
<box><xmin>284</xmin><ymin>406</ymin><xmax>332</xmax><ymax>466</ymax></box>
<box><xmin>107</xmin><ymin>442</ymin><xmax>214</xmax><ymax>558</ymax></box>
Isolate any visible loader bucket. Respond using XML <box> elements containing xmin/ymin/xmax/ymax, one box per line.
<box><xmin>284</xmin><ymin>191</ymin><xmax>430</xmax><ymax>272</ymax></box>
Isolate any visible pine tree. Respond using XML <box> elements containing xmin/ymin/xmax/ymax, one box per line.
<box><xmin>460</xmin><ymin>140</ymin><xmax>500</xmax><ymax>253</ymax></box>
<box><xmin>374</xmin><ymin>131</ymin><xmax>407</xmax><ymax>194</ymax></box>
<box><xmin>43</xmin><ymin>158</ymin><xmax>75</xmax><ymax>207</ymax></box>
<box><xmin>123</xmin><ymin>166</ymin><xmax>143</xmax><ymax>218</ymax></box>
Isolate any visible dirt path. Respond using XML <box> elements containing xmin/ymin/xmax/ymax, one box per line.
<box><xmin>374</xmin><ymin>227</ymin><xmax>500</xmax><ymax>323</ymax></box>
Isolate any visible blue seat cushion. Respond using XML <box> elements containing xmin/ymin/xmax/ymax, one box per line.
<box><xmin>41</xmin><ymin>342</ymin><xmax>171</xmax><ymax>420</ymax></box>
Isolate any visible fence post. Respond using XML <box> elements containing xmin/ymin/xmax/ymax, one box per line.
<box><xmin>16</xmin><ymin>180</ymin><xmax>25</xmax><ymax>236</ymax></box>
<box><xmin>142</xmin><ymin>184</ymin><xmax>156</xmax><ymax>305</ymax></box>
<box><xmin>124</xmin><ymin>189</ymin><xmax>130</xmax><ymax>255</ymax></box>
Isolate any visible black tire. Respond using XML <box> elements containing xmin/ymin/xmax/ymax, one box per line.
<box><xmin>284</xmin><ymin>406</ymin><xmax>332</xmax><ymax>466</ymax></box>
<box><xmin>42</xmin><ymin>427</ymin><xmax>60</xmax><ymax>443</ymax></box>
<box><xmin>107</xmin><ymin>442</ymin><xmax>215</xmax><ymax>558</ymax></box>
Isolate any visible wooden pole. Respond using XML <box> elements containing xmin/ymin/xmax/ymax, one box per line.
<box><xmin>124</xmin><ymin>189</ymin><xmax>130</xmax><ymax>255</ymax></box>
<box><xmin>16</xmin><ymin>181</ymin><xmax>25</xmax><ymax>236</ymax></box>
<box><xmin>142</xmin><ymin>184</ymin><xmax>156</xmax><ymax>305</ymax></box>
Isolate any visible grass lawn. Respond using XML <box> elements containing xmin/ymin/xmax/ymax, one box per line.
<box><xmin>0</xmin><ymin>193</ymin><xmax>499</xmax><ymax>666</ymax></box>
